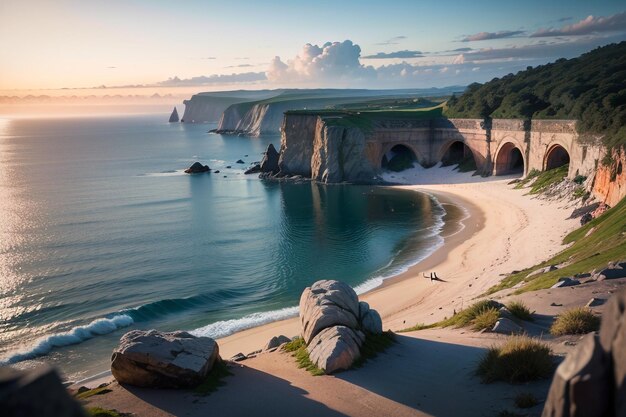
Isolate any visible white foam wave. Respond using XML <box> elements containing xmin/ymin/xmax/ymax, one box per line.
<box><xmin>190</xmin><ymin>306</ymin><xmax>299</xmax><ymax>340</ymax></box>
<box><xmin>1</xmin><ymin>314</ymin><xmax>134</xmax><ymax>365</ymax></box>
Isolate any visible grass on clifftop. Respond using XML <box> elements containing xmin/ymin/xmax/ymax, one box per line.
<box><xmin>486</xmin><ymin>196</ymin><xmax>626</xmax><ymax>294</ymax></box>
<box><xmin>477</xmin><ymin>336</ymin><xmax>554</xmax><ymax>383</ymax></box>
<box><xmin>550</xmin><ymin>307</ymin><xmax>601</xmax><ymax>336</ymax></box>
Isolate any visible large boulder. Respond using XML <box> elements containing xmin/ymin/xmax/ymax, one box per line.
<box><xmin>542</xmin><ymin>288</ymin><xmax>626</xmax><ymax>416</ymax></box>
<box><xmin>111</xmin><ymin>329</ymin><xmax>220</xmax><ymax>388</ymax></box>
<box><xmin>307</xmin><ymin>326</ymin><xmax>365</xmax><ymax>374</ymax></box>
<box><xmin>299</xmin><ymin>280</ymin><xmax>360</xmax><ymax>344</ymax></box>
<box><xmin>359</xmin><ymin>301</ymin><xmax>383</xmax><ymax>334</ymax></box>
<box><xmin>260</xmin><ymin>143</ymin><xmax>280</xmax><ymax>174</ymax></box>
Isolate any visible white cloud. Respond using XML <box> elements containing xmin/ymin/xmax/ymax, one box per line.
<box><xmin>266</xmin><ymin>40</ymin><xmax>376</xmax><ymax>84</ymax></box>
<box><xmin>531</xmin><ymin>12</ymin><xmax>626</xmax><ymax>37</ymax></box>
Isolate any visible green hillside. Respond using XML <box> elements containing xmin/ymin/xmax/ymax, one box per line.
<box><xmin>444</xmin><ymin>42</ymin><xmax>626</xmax><ymax>148</ymax></box>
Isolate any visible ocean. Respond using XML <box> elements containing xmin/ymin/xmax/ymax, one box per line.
<box><xmin>0</xmin><ymin>114</ymin><xmax>447</xmax><ymax>381</ymax></box>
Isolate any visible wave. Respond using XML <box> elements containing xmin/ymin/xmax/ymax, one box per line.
<box><xmin>0</xmin><ymin>314</ymin><xmax>133</xmax><ymax>365</ymax></box>
<box><xmin>190</xmin><ymin>306</ymin><xmax>299</xmax><ymax>340</ymax></box>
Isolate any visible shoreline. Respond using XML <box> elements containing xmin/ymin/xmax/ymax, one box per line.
<box><xmin>70</xmin><ymin>184</ymin><xmax>473</xmax><ymax>388</ymax></box>
<box><xmin>73</xmin><ymin>167</ymin><xmax>578</xmax><ymax>388</ymax></box>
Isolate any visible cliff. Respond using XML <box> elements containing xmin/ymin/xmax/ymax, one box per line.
<box><xmin>593</xmin><ymin>147</ymin><xmax>626</xmax><ymax>207</ymax></box>
<box><xmin>278</xmin><ymin>113</ymin><xmax>377</xmax><ymax>183</ymax></box>
<box><xmin>181</xmin><ymin>90</ymin><xmax>281</xmax><ymax>123</ymax></box>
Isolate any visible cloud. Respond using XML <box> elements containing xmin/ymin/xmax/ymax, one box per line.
<box><xmin>531</xmin><ymin>12</ymin><xmax>626</xmax><ymax>37</ymax></box>
<box><xmin>461</xmin><ymin>30</ymin><xmax>525</xmax><ymax>42</ymax></box>
<box><xmin>157</xmin><ymin>72</ymin><xmax>266</xmax><ymax>86</ymax></box>
<box><xmin>362</xmin><ymin>50</ymin><xmax>423</xmax><ymax>59</ymax></box>
<box><xmin>558</xmin><ymin>17</ymin><xmax>573</xmax><ymax>23</ymax></box>
<box><xmin>225</xmin><ymin>64</ymin><xmax>255</xmax><ymax>68</ymax></box>
<box><xmin>267</xmin><ymin>40</ymin><xmax>376</xmax><ymax>84</ymax></box>
<box><xmin>376</xmin><ymin>36</ymin><xmax>407</xmax><ymax>45</ymax></box>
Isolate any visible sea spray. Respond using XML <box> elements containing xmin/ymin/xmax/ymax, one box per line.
<box><xmin>190</xmin><ymin>306</ymin><xmax>299</xmax><ymax>339</ymax></box>
<box><xmin>1</xmin><ymin>314</ymin><xmax>134</xmax><ymax>364</ymax></box>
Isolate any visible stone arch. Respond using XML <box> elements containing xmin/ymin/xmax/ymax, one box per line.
<box><xmin>494</xmin><ymin>141</ymin><xmax>525</xmax><ymax>176</ymax></box>
<box><xmin>544</xmin><ymin>144</ymin><xmax>571</xmax><ymax>171</ymax></box>
<box><xmin>439</xmin><ymin>140</ymin><xmax>479</xmax><ymax>171</ymax></box>
<box><xmin>381</xmin><ymin>143</ymin><xmax>419</xmax><ymax>171</ymax></box>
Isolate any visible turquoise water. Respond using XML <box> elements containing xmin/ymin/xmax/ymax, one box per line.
<box><xmin>0</xmin><ymin>114</ymin><xmax>445</xmax><ymax>380</ymax></box>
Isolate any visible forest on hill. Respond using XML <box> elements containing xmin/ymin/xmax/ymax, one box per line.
<box><xmin>444</xmin><ymin>42</ymin><xmax>626</xmax><ymax>148</ymax></box>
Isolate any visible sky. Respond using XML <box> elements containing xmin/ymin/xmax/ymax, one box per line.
<box><xmin>1</xmin><ymin>0</ymin><xmax>625</xmax><ymax>95</ymax></box>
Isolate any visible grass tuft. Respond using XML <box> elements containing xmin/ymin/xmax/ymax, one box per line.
<box><xmin>440</xmin><ymin>300</ymin><xmax>502</xmax><ymax>328</ymax></box>
<box><xmin>282</xmin><ymin>337</ymin><xmax>325</xmax><ymax>376</ymax></box>
<box><xmin>193</xmin><ymin>359</ymin><xmax>233</xmax><ymax>395</ymax></box>
<box><xmin>477</xmin><ymin>335</ymin><xmax>554</xmax><ymax>383</ymax></box>
<box><xmin>550</xmin><ymin>307</ymin><xmax>600</xmax><ymax>336</ymax></box>
<box><xmin>75</xmin><ymin>385</ymin><xmax>112</xmax><ymax>400</ymax></box>
<box><xmin>353</xmin><ymin>331</ymin><xmax>396</xmax><ymax>368</ymax></box>
<box><xmin>506</xmin><ymin>301</ymin><xmax>534</xmax><ymax>322</ymax></box>
<box><xmin>86</xmin><ymin>408</ymin><xmax>129</xmax><ymax>417</ymax></box>
<box><xmin>471</xmin><ymin>307</ymin><xmax>500</xmax><ymax>331</ymax></box>
<box><xmin>514</xmin><ymin>392</ymin><xmax>540</xmax><ymax>409</ymax></box>
<box><xmin>398</xmin><ymin>322</ymin><xmax>437</xmax><ymax>332</ymax></box>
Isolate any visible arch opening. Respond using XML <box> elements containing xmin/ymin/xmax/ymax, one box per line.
<box><xmin>441</xmin><ymin>141</ymin><xmax>477</xmax><ymax>172</ymax></box>
<box><xmin>545</xmin><ymin>145</ymin><xmax>570</xmax><ymax>171</ymax></box>
<box><xmin>494</xmin><ymin>143</ymin><xmax>524</xmax><ymax>176</ymax></box>
<box><xmin>382</xmin><ymin>144</ymin><xmax>417</xmax><ymax>172</ymax></box>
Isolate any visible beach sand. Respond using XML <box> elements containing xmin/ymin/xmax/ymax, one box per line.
<box><xmin>216</xmin><ymin>166</ymin><xmax>578</xmax><ymax>358</ymax></box>
<box><xmin>82</xmin><ymin>166</ymin><xmax>589</xmax><ymax>416</ymax></box>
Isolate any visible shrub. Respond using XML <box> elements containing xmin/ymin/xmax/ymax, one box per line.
<box><xmin>477</xmin><ymin>336</ymin><xmax>554</xmax><ymax>383</ymax></box>
<box><xmin>514</xmin><ymin>392</ymin><xmax>540</xmax><ymax>408</ymax></box>
<box><xmin>441</xmin><ymin>300</ymin><xmax>502</xmax><ymax>328</ymax></box>
<box><xmin>471</xmin><ymin>307</ymin><xmax>500</xmax><ymax>331</ymax></box>
<box><xmin>573</xmin><ymin>175</ymin><xmax>587</xmax><ymax>185</ymax></box>
<box><xmin>87</xmin><ymin>408</ymin><xmax>126</xmax><ymax>417</ymax></box>
<box><xmin>506</xmin><ymin>301</ymin><xmax>534</xmax><ymax>322</ymax></box>
<box><xmin>550</xmin><ymin>307</ymin><xmax>601</xmax><ymax>336</ymax></box>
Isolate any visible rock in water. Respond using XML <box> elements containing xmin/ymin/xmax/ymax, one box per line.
<box><xmin>299</xmin><ymin>280</ymin><xmax>360</xmax><ymax>344</ymax></box>
<box><xmin>307</xmin><ymin>326</ymin><xmax>365</xmax><ymax>374</ymax></box>
<box><xmin>169</xmin><ymin>107</ymin><xmax>179</xmax><ymax>123</ymax></box>
<box><xmin>260</xmin><ymin>143</ymin><xmax>280</xmax><ymax>174</ymax></box>
<box><xmin>185</xmin><ymin>161</ymin><xmax>210</xmax><ymax>174</ymax></box>
<box><xmin>111</xmin><ymin>330</ymin><xmax>220</xmax><ymax>388</ymax></box>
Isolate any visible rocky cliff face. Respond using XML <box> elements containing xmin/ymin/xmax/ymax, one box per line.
<box><xmin>278</xmin><ymin>113</ymin><xmax>318</xmax><ymax>177</ymax></box>
<box><xmin>311</xmin><ymin>123</ymin><xmax>376</xmax><ymax>183</ymax></box>
<box><xmin>182</xmin><ymin>95</ymin><xmax>244</xmax><ymax>123</ymax></box>
<box><xmin>278</xmin><ymin>113</ymin><xmax>377</xmax><ymax>183</ymax></box>
<box><xmin>592</xmin><ymin>147</ymin><xmax>626</xmax><ymax>207</ymax></box>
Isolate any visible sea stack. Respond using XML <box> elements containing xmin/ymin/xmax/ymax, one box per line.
<box><xmin>169</xmin><ymin>107</ymin><xmax>179</xmax><ymax>123</ymax></box>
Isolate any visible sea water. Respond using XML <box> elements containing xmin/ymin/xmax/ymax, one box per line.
<box><xmin>0</xmin><ymin>114</ymin><xmax>446</xmax><ymax>380</ymax></box>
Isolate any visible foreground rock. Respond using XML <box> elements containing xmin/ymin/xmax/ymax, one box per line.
<box><xmin>307</xmin><ymin>325</ymin><xmax>365</xmax><ymax>373</ymax></box>
<box><xmin>542</xmin><ymin>288</ymin><xmax>626</xmax><ymax>416</ymax></box>
<box><xmin>264</xmin><ymin>335</ymin><xmax>291</xmax><ymax>351</ymax></box>
<box><xmin>185</xmin><ymin>161</ymin><xmax>210</xmax><ymax>174</ymax></box>
<box><xmin>298</xmin><ymin>280</ymin><xmax>383</xmax><ymax>374</ymax></box>
<box><xmin>111</xmin><ymin>330</ymin><xmax>220</xmax><ymax>388</ymax></box>
<box><xmin>1</xmin><ymin>366</ymin><xmax>87</xmax><ymax>417</ymax></box>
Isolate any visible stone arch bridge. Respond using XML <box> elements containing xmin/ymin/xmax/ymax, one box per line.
<box><xmin>365</xmin><ymin>118</ymin><xmax>599</xmax><ymax>179</ymax></box>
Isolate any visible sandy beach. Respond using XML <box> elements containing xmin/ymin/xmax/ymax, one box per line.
<box><xmin>216</xmin><ymin>166</ymin><xmax>578</xmax><ymax>358</ymax></box>
<box><xmin>80</xmin><ymin>166</ymin><xmax>598</xmax><ymax>416</ymax></box>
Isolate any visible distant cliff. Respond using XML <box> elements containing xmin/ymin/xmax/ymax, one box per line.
<box><xmin>217</xmin><ymin>97</ymin><xmax>369</xmax><ymax>136</ymax></box>
<box><xmin>181</xmin><ymin>90</ymin><xmax>281</xmax><ymax>123</ymax></box>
